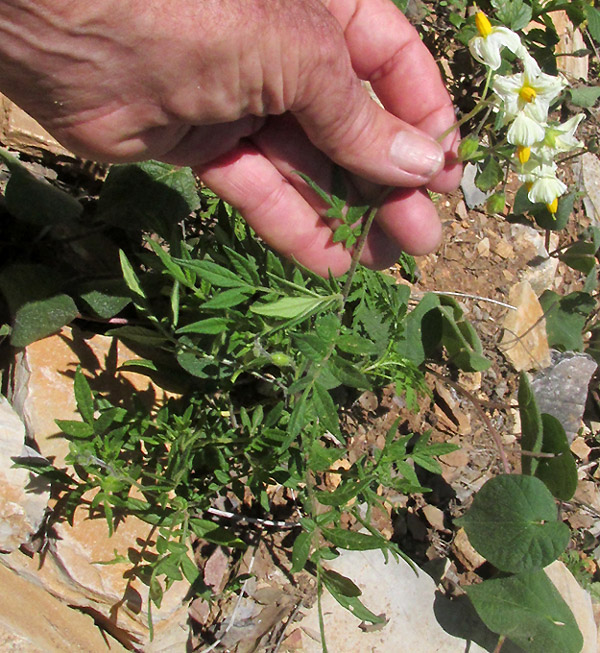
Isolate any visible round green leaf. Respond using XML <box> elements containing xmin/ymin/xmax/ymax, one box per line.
<box><xmin>467</xmin><ymin>570</ymin><xmax>583</xmax><ymax>653</ymax></box>
<box><xmin>457</xmin><ymin>475</ymin><xmax>569</xmax><ymax>573</ymax></box>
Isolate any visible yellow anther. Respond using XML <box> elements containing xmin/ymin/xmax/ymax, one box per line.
<box><xmin>546</xmin><ymin>197</ymin><xmax>558</xmax><ymax>214</ymax></box>
<box><xmin>475</xmin><ymin>11</ymin><xmax>493</xmax><ymax>38</ymax></box>
<box><xmin>517</xmin><ymin>146</ymin><xmax>531</xmax><ymax>164</ymax></box>
<box><xmin>525</xmin><ymin>182</ymin><xmax>533</xmax><ymax>191</ymax></box>
<box><xmin>519</xmin><ymin>85</ymin><xmax>537</xmax><ymax>103</ymax></box>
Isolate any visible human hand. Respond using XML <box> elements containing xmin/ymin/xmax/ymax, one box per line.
<box><xmin>0</xmin><ymin>0</ymin><xmax>461</xmax><ymax>275</ymax></box>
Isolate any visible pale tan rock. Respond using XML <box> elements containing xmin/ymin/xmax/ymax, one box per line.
<box><xmin>551</xmin><ymin>11</ymin><xmax>589</xmax><ymax>80</ymax></box>
<box><xmin>0</xmin><ymin>562</ymin><xmax>127</xmax><ymax>653</ymax></box>
<box><xmin>10</xmin><ymin>326</ymin><xmax>170</xmax><ymax>469</ymax></box>
<box><xmin>571</xmin><ymin>437</ymin><xmax>592</xmax><ymax>462</ymax></box>
<box><xmin>500</xmin><ymin>281</ymin><xmax>551</xmax><ymax>371</ymax></box>
<box><xmin>4</xmin><ymin>327</ymin><xmax>190</xmax><ymax>651</ymax></box>
<box><xmin>546</xmin><ymin>560</ymin><xmax>597</xmax><ymax>653</ymax></box>
<box><xmin>476</xmin><ymin>237</ymin><xmax>490</xmax><ymax>257</ymax></box>
<box><xmin>578</xmin><ymin>153</ymin><xmax>600</xmax><ymax>224</ymax></box>
<box><xmin>0</xmin><ymin>396</ymin><xmax>49</xmax><ymax>552</ymax></box>
<box><xmin>453</xmin><ymin>528</ymin><xmax>486</xmax><ymax>571</ymax></box>
<box><xmin>422</xmin><ymin>505</ymin><xmax>447</xmax><ymax>532</ymax></box>
<box><xmin>0</xmin><ymin>95</ymin><xmax>72</xmax><ymax>157</ymax></box>
<box><xmin>493</xmin><ymin>239</ymin><xmax>514</xmax><ymax>260</ymax></box>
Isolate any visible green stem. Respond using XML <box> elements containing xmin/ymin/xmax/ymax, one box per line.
<box><xmin>437</xmin><ymin>68</ymin><xmax>495</xmax><ymax>144</ymax></box>
<box><xmin>317</xmin><ymin>563</ymin><xmax>329</xmax><ymax>653</ymax></box>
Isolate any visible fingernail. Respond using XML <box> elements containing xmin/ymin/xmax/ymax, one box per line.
<box><xmin>390</xmin><ymin>130</ymin><xmax>445</xmax><ymax>177</ymax></box>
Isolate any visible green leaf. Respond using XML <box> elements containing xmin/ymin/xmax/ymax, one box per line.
<box><xmin>200</xmin><ymin>287</ymin><xmax>252</xmax><ymax>309</ymax></box>
<box><xmin>321</xmin><ymin>569</ymin><xmax>385</xmax><ymax>624</ymax></box>
<box><xmin>559</xmin><ymin>240</ymin><xmax>598</xmax><ymax>274</ymax></box>
<box><xmin>97</xmin><ymin>161</ymin><xmax>198</xmax><ymax>236</ymax></box>
<box><xmin>119</xmin><ymin>250</ymin><xmax>146</xmax><ymax>299</ymax></box>
<box><xmin>586</xmin><ymin>5</ymin><xmax>600</xmax><ymax>44</ymax></box>
<box><xmin>291</xmin><ymin>530</ymin><xmax>313</xmax><ymax>573</ymax></box>
<box><xmin>176</xmin><ymin>259</ymin><xmax>249</xmax><ymax>288</ymax></box>
<box><xmin>313</xmin><ymin>383</ymin><xmax>341</xmax><ymax>439</ymax></box>
<box><xmin>294</xmin><ymin>333</ymin><xmax>331</xmax><ymax>362</ymax></box>
<box><xmin>4</xmin><ymin>165</ymin><xmax>83</xmax><ymax>225</ymax></box>
<box><xmin>105</xmin><ymin>325</ymin><xmax>167</xmax><ymax>346</ymax></box>
<box><xmin>176</xmin><ymin>317</ymin><xmax>230</xmax><ymax>335</ymax></box>
<box><xmin>145</xmin><ymin>239</ymin><xmax>189</xmax><ymax>285</ymax></box>
<box><xmin>77</xmin><ymin>281</ymin><xmax>131</xmax><ymax>319</ymax></box>
<box><xmin>74</xmin><ymin>368</ymin><xmax>94</xmax><ymax>425</ymax></box>
<box><xmin>56</xmin><ymin>419</ymin><xmax>95</xmax><ymax>439</ymax></box>
<box><xmin>466</xmin><ymin>570</ymin><xmax>583</xmax><ymax>653</ymax></box>
<box><xmin>535</xmin><ymin>414</ymin><xmax>578</xmax><ymax>501</ymax></box>
<box><xmin>395</xmin><ymin>293</ymin><xmax>442</xmax><ymax>365</ymax></box>
<box><xmin>456</xmin><ymin>474</ymin><xmax>570</xmax><ymax>573</ymax></box>
<box><xmin>533</xmin><ymin>192</ymin><xmax>574</xmax><ymax>231</ymax></box>
<box><xmin>513</xmin><ymin>183</ymin><xmax>536</xmax><ymax>215</ymax></box>
<box><xmin>492</xmin><ymin>0</ymin><xmax>532</xmax><ymax>30</ymax></box>
<box><xmin>250</xmin><ymin>295</ymin><xmax>328</xmax><ymax>319</ymax></box>
<box><xmin>439</xmin><ymin>302</ymin><xmax>490</xmax><ymax>372</ymax></box>
<box><xmin>315</xmin><ymin>478</ymin><xmax>371</xmax><ymax>507</ymax></box>
<box><xmin>328</xmin><ymin>355</ymin><xmax>371</xmax><ymax>390</ymax></box>
<box><xmin>519</xmin><ymin>371</ymin><xmax>543</xmax><ymax>476</ymax></box>
<box><xmin>288</xmin><ymin>389</ymin><xmax>309</xmax><ymax>440</ymax></box>
<box><xmin>475</xmin><ymin>156</ymin><xmax>503</xmax><ymax>192</ymax></box>
<box><xmin>0</xmin><ymin>264</ymin><xmax>79</xmax><ymax>347</ymax></box>
<box><xmin>322</xmin><ymin>528</ymin><xmax>383</xmax><ymax>551</ymax></box>
<box><xmin>539</xmin><ymin>290</ymin><xmax>595</xmax><ymax>351</ymax></box>
<box><xmin>321</xmin><ymin>569</ymin><xmax>361</xmax><ymax>597</ymax></box>
<box><xmin>569</xmin><ymin>85</ymin><xmax>600</xmax><ymax>108</ymax></box>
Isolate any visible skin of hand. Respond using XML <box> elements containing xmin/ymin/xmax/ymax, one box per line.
<box><xmin>0</xmin><ymin>0</ymin><xmax>462</xmax><ymax>276</ymax></box>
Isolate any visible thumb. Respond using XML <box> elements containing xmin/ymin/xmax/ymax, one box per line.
<box><xmin>291</xmin><ymin>36</ymin><xmax>444</xmax><ymax>187</ymax></box>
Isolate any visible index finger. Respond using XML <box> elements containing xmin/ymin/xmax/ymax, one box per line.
<box><xmin>324</xmin><ymin>0</ymin><xmax>462</xmax><ymax>192</ymax></box>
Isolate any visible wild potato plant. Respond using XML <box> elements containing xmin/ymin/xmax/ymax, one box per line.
<box><xmin>1</xmin><ymin>1</ymin><xmax>599</xmax><ymax>649</ymax></box>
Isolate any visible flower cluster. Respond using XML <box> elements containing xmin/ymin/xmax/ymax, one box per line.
<box><xmin>469</xmin><ymin>11</ymin><xmax>584</xmax><ymax>214</ymax></box>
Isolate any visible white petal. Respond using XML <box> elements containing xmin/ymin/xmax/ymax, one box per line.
<box><xmin>470</xmin><ymin>37</ymin><xmax>502</xmax><ymax>70</ymax></box>
<box><xmin>528</xmin><ymin>175</ymin><xmax>567</xmax><ymax>204</ymax></box>
<box><xmin>508</xmin><ymin>113</ymin><xmax>546</xmax><ymax>146</ymax></box>
<box><xmin>490</xmin><ymin>27</ymin><xmax>523</xmax><ymax>54</ymax></box>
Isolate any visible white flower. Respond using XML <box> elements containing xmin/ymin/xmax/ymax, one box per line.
<box><xmin>493</xmin><ymin>56</ymin><xmax>566</xmax><ymax>146</ymax></box>
<box><xmin>532</xmin><ymin>113</ymin><xmax>585</xmax><ymax>162</ymax></box>
<box><xmin>518</xmin><ymin>160</ymin><xmax>567</xmax><ymax>211</ymax></box>
<box><xmin>468</xmin><ymin>11</ymin><xmax>523</xmax><ymax>70</ymax></box>
<box><xmin>508</xmin><ymin>112</ymin><xmax>546</xmax><ymax>147</ymax></box>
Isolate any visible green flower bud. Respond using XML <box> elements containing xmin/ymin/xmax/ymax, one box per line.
<box><xmin>270</xmin><ymin>352</ymin><xmax>292</xmax><ymax>367</ymax></box>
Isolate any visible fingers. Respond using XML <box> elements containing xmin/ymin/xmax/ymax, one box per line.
<box><xmin>323</xmin><ymin>0</ymin><xmax>462</xmax><ymax>192</ymax></box>
<box><xmin>194</xmin><ymin>144</ymin><xmax>352</xmax><ymax>277</ymax></box>
<box><xmin>196</xmin><ymin>117</ymin><xmax>443</xmax><ymax>277</ymax></box>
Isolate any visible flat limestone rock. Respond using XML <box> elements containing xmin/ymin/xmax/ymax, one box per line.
<box><xmin>0</xmin><ymin>94</ymin><xmax>72</xmax><ymax>157</ymax></box>
<box><xmin>0</xmin><ymin>562</ymin><xmax>127</xmax><ymax>653</ymax></box>
<box><xmin>295</xmin><ymin>549</ymin><xmax>492</xmax><ymax>652</ymax></box>
<box><xmin>545</xmin><ymin>561</ymin><xmax>598</xmax><ymax>653</ymax></box>
<box><xmin>500</xmin><ymin>281</ymin><xmax>551</xmax><ymax>372</ymax></box>
<box><xmin>4</xmin><ymin>327</ymin><xmax>189</xmax><ymax>651</ymax></box>
<box><xmin>0</xmin><ymin>396</ymin><xmax>49</xmax><ymax>552</ymax></box>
